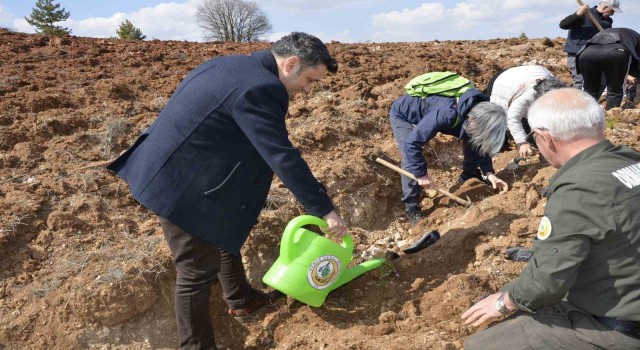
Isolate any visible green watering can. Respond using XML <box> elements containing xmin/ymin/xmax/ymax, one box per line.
<box><xmin>263</xmin><ymin>215</ymin><xmax>385</xmax><ymax>307</ymax></box>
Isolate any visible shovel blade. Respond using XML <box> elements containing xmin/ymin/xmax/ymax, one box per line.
<box><xmin>403</xmin><ymin>231</ymin><xmax>441</xmax><ymax>254</ymax></box>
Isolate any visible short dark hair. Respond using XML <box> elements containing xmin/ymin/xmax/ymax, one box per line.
<box><xmin>271</xmin><ymin>32</ymin><xmax>338</xmax><ymax>73</ymax></box>
<box><xmin>533</xmin><ymin>77</ymin><xmax>567</xmax><ymax>98</ymax></box>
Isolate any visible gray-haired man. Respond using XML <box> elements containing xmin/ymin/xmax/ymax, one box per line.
<box><xmin>462</xmin><ymin>88</ymin><xmax>640</xmax><ymax>349</ymax></box>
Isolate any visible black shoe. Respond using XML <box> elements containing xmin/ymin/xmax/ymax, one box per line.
<box><xmin>406</xmin><ymin>207</ymin><xmax>425</xmax><ymax>224</ymax></box>
<box><xmin>228</xmin><ymin>290</ymin><xmax>284</xmax><ymax>318</ymax></box>
<box><xmin>505</xmin><ymin>247</ymin><xmax>534</xmax><ymax>262</ymax></box>
<box><xmin>457</xmin><ymin>175</ymin><xmax>490</xmax><ymax>186</ymax></box>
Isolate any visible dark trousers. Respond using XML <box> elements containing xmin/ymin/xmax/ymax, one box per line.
<box><xmin>389</xmin><ymin>115</ymin><xmax>422</xmax><ymax>208</ymax></box>
<box><xmin>579</xmin><ymin>43</ymin><xmax>632</xmax><ymax>110</ymax></box>
<box><xmin>159</xmin><ymin>217</ymin><xmax>254</xmax><ymax>350</ymax></box>
<box><xmin>567</xmin><ymin>54</ymin><xmax>584</xmax><ymax>90</ymax></box>
<box><xmin>465</xmin><ymin>301</ymin><xmax>640</xmax><ymax>350</ymax></box>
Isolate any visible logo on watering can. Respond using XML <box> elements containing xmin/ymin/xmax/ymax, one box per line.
<box><xmin>307</xmin><ymin>255</ymin><xmax>342</xmax><ymax>289</ymax></box>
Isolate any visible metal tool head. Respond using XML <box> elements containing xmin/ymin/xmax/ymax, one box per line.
<box><xmin>506</xmin><ymin>157</ymin><xmax>528</xmax><ymax>171</ymax></box>
<box><xmin>514</xmin><ymin>157</ymin><xmax>527</xmax><ymax>164</ymax></box>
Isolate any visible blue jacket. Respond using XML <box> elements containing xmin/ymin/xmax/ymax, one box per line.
<box><xmin>107</xmin><ymin>50</ymin><xmax>334</xmax><ymax>254</ymax></box>
<box><xmin>559</xmin><ymin>6</ymin><xmax>612</xmax><ymax>55</ymax></box>
<box><xmin>390</xmin><ymin>88</ymin><xmax>494</xmax><ymax>177</ymax></box>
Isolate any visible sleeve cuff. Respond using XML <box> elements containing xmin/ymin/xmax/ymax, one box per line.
<box><xmin>502</xmin><ymin>281</ymin><xmax>534</xmax><ymax>313</ymax></box>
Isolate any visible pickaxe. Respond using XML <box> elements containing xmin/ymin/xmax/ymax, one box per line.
<box><xmin>576</xmin><ymin>0</ymin><xmax>604</xmax><ymax>31</ymax></box>
<box><xmin>375</xmin><ymin>157</ymin><xmax>473</xmax><ymax>208</ymax></box>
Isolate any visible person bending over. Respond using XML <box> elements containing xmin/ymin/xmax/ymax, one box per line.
<box><xmin>389</xmin><ymin>87</ymin><xmax>508</xmax><ymax>223</ymax></box>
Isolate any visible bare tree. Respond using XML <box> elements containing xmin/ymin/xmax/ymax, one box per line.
<box><xmin>196</xmin><ymin>0</ymin><xmax>272</xmax><ymax>42</ymax></box>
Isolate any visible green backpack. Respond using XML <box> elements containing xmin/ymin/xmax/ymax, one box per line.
<box><xmin>404</xmin><ymin>71</ymin><xmax>473</xmax><ymax>99</ymax></box>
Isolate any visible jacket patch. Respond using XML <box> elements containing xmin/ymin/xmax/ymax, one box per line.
<box><xmin>612</xmin><ymin>162</ymin><xmax>640</xmax><ymax>189</ymax></box>
<box><xmin>536</xmin><ymin>216</ymin><xmax>552</xmax><ymax>240</ymax></box>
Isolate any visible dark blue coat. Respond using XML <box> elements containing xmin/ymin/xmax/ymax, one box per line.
<box><xmin>559</xmin><ymin>6</ymin><xmax>612</xmax><ymax>55</ymax></box>
<box><xmin>107</xmin><ymin>50</ymin><xmax>334</xmax><ymax>254</ymax></box>
<box><xmin>389</xmin><ymin>88</ymin><xmax>494</xmax><ymax>177</ymax></box>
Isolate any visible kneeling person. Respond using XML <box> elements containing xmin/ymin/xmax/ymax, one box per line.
<box><xmin>462</xmin><ymin>88</ymin><xmax>640</xmax><ymax>349</ymax></box>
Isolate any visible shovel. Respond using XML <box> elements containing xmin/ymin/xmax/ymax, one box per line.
<box><xmin>384</xmin><ymin>231</ymin><xmax>441</xmax><ymax>277</ymax></box>
<box><xmin>375</xmin><ymin>158</ymin><xmax>472</xmax><ymax>207</ymax></box>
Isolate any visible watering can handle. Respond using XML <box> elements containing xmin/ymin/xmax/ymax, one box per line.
<box><xmin>280</xmin><ymin>215</ymin><xmax>354</xmax><ymax>262</ymax></box>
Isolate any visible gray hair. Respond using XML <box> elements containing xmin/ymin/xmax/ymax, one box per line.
<box><xmin>528</xmin><ymin>88</ymin><xmax>605</xmax><ymax>142</ymax></box>
<box><xmin>465</xmin><ymin>102</ymin><xmax>507</xmax><ymax>156</ymax></box>
<box><xmin>533</xmin><ymin>77</ymin><xmax>567</xmax><ymax>98</ymax></box>
<box><xmin>271</xmin><ymin>32</ymin><xmax>338</xmax><ymax>73</ymax></box>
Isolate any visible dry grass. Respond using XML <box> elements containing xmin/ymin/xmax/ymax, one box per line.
<box><xmin>264</xmin><ymin>193</ymin><xmax>292</xmax><ymax>212</ymax></box>
<box><xmin>100</xmin><ymin>118</ymin><xmax>129</xmax><ymax>157</ymax></box>
<box><xmin>31</xmin><ymin>278</ymin><xmax>63</xmax><ymax>298</ymax></box>
<box><xmin>0</xmin><ymin>213</ymin><xmax>36</xmax><ymax>239</ymax></box>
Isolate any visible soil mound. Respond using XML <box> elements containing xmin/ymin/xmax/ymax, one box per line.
<box><xmin>1</xmin><ymin>32</ymin><xmax>638</xmax><ymax>349</ymax></box>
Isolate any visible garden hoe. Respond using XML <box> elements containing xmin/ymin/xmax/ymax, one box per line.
<box><xmin>375</xmin><ymin>157</ymin><xmax>472</xmax><ymax>208</ymax></box>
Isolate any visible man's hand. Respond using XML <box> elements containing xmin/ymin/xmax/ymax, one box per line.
<box><xmin>576</xmin><ymin>4</ymin><xmax>589</xmax><ymax>16</ymax></box>
<box><xmin>487</xmin><ymin>173</ymin><xmax>509</xmax><ymax>193</ymax></box>
<box><xmin>322</xmin><ymin>210</ymin><xmax>348</xmax><ymax>238</ymax></box>
<box><xmin>518</xmin><ymin>143</ymin><xmax>534</xmax><ymax>158</ymax></box>
<box><xmin>627</xmin><ymin>76</ymin><xmax>637</xmax><ymax>86</ymax></box>
<box><xmin>461</xmin><ymin>292</ymin><xmax>514</xmax><ymax>327</ymax></box>
<box><xmin>416</xmin><ymin>174</ymin><xmax>433</xmax><ymax>189</ymax></box>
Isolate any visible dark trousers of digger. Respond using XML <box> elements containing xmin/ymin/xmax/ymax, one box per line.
<box><xmin>579</xmin><ymin>43</ymin><xmax>632</xmax><ymax>110</ymax></box>
<box><xmin>159</xmin><ymin>217</ymin><xmax>254</xmax><ymax>350</ymax></box>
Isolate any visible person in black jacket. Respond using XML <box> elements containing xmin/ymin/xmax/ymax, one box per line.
<box><xmin>107</xmin><ymin>32</ymin><xmax>347</xmax><ymax>349</ymax></box>
<box><xmin>577</xmin><ymin>27</ymin><xmax>640</xmax><ymax>110</ymax></box>
<box><xmin>559</xmin><ymin>0</ymin><xmax>619</xmax><ymax>89</ymax></box>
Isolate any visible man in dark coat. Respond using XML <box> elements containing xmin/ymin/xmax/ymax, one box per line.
<box><xmin>389</xmin><ymin>88</ymin><xmax>509</xmax><ymax>223</ymax></box>
<box><xmin>577</xmin><ymin>27</ymin><xmax>640</xmax><ymax>110</ymax></box>
<box><xmin>107</xmin><ymin>32</ymin><xmax>347</xmax><ymax>349</ymax></box>
<box><xmin>559</xmin><ymin>0</ymin><xmax>619</xmax><ymax>89</ymax></box>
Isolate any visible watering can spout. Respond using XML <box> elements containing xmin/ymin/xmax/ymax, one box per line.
<box><xmin>330</xmin><ymin>258</ymin><xmax>386</xmax><ymax>291</ymax></box>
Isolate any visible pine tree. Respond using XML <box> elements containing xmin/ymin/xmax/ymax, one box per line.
<box><xmin>25</xmin><ymin>0</ymin><xmax>71</xmax><ymax>36</ymax></box>
<box><xmin>116</xmin><ymin>20</ymin><xmax>146</xmax><ymax>40</ymax></box>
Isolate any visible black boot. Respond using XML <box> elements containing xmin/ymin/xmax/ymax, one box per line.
<box><xmin>405</xmin><ymin>206</ymin><xmax>425</xmax><ymax>224</ymax></box>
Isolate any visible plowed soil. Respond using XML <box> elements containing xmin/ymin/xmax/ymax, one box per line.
<box><xmin>1</xmin><ymin>29</ymin><xmax>639</xmax><ymax>349</ymax></box>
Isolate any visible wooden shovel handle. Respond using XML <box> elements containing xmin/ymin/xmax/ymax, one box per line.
<box><xmin>576</xmin><ymin>0</ymin><xmax>604</xmax><ymax>31</ymax></box>
<box><xmin>375</xmin><ymin>158</ymin><xmax>472</xmax><ymax>207</ymax></box>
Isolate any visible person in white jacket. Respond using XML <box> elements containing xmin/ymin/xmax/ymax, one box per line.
<box><xmin>488</xmin><ymin>65</ymin><xmax>567</xmax><ymax>158</ymax></box>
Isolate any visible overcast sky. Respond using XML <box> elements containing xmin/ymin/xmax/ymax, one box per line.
<box><xmin>1</xmin><ymin>0</ymin><xmax>638</xmax><ymax>43</ymax></box>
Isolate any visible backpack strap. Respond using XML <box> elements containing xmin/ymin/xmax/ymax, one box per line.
<box><xmin>507</xmin><ymin>81</ymin><xmax>538</xmax><ymax>107</ymax></box>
